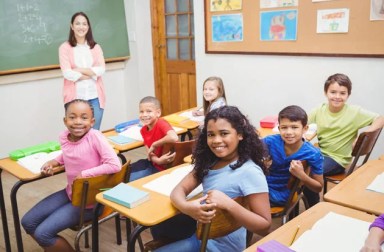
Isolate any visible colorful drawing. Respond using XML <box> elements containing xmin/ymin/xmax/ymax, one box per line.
<box><xmin>317</xmin><ymin>9</ymin><xmax>349</xmax><ymax>33</ymax></box>
<box><xmin>212</xmin><ymin>14</ymin><xmax>243</xmax><ymax>42</ymax></box>
<box><xmin>260</xmin><ymin>0</ymin><xmax>299</xmax><ymax>9</ymax></box>
<box><xmin>260</xmin><ymin>10</ymin><xmax>298</xmax><ymax>41</ymax></box>
<box><xmin>210</xmin><ymin>0</ymin><xmax>242</xmax><ymax>12</ymax></box>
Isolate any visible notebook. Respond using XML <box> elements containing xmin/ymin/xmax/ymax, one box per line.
<box><xmin>17</xmin><ymin>150</ymin><xmax>62</xmax><ymax>174</ymax></box>
<box><xmin>164</xmin><ymin>114</ymin><xmax>189</xmax><ymax>124</ymax></box>
<box><xmin>108</xmin><ymin>135</ymin><xmax>136</xmax><ymax>145</ymax></box>
<box><xmin>103</xmin><ymin>183</ymin><xmax>150</xmax><ymax>209</ymax></box>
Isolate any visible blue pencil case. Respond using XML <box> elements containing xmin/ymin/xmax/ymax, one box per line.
<box><xmin>114</xmin><ymin>119</ymin><xmax>140</xmax><ymax>133</ymax></box>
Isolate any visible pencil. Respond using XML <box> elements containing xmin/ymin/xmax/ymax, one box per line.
<box><xmin>289</xmin><ymin>225</ymin><xmax>300</xmax><ymax>246</ymax></box>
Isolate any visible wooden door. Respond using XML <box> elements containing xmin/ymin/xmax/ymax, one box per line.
<box><xmin>150</xmin><ymin>0</ymin><xmax>197</xmax><ymax>115</ymax></box>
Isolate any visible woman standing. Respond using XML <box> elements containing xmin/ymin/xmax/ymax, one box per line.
<box><xmin>59</xmin><ymin>12</ymin><xmax>106</xmax><ymax>130</ymax></box>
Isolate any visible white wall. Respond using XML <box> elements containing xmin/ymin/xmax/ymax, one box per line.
<box><xmin>193</xmin><ymin>0</ymin><xmax>384</xmax><ymax>159</ymax></box>
<box><xmin>0</xmin><ymin>0</ymin><xmax>154</xmax><ymax>157</ymax></box>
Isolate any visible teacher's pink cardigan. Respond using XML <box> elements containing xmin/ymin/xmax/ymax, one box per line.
<box><xmin>58</xmin><ymin>42</ymin><xmax>106</xmax><ymax>108</ymax></box>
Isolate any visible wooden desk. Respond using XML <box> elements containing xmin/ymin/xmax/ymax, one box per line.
<box><xmin>163</xmin><ymin>108</ymin><xmax>200</xmax><ymax>140</ymax></box>
<box><xmin>245</xmin><ymin>202</ymin><xmax>376</xmax><ymax>251</ymax></box>
<box><xmin>92</xmin><ymin>163</ymin><xmax>190</xmax><ymax>252</ymax></box>
<box><xmin>0</xmin><ymin>158</ymin><xmax>64</xmax><ymax>252</ymax></box>
<box><xmin>324</xmin><ymin>159</ymin><xmax>384</xmax><ymax>216</ymax></box>
<box><xmin>184</xmin><ymin>154</ymin><xmax>192</xmax><ymax>163</ymax></box>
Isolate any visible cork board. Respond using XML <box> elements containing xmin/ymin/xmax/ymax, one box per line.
<box><xmin>204</xmin><ymin>0</ymin><xmax>384</xmax><ymax>57</ymax></box>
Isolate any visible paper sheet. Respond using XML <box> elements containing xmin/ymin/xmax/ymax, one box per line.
<box><xmin>366</xmin><ymin>172</ymin><xmax>384</xmax><ymax>193</ymax></box>
<box><xmin>179</xmin><ymin>111</ymin><xmax>205</xmax><ymax>123</ymax></box>
<box><xmin>119</xmin><ymin>125</ymin><xmax>186</xmax><ymax>141</ymax></box>
<box><xmin>290</xmin><ymin>212</ymin><xmax>384</xmax><ymax>252</ymax></box>
<box><xmin>17</xmin><ymin>150</ymin><xmax>62</xmax><ymax>174</ymax></box>
<box><xmin>143</xmin><ymin>164</ymin><xmax>203</xmax><ymax>199</ymax></box>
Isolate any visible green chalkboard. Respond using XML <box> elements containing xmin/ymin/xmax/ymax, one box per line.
<box><xmin>0</xmin><ymin>0</ymin><xmax>130</xmax><ymax>75</ymax></box>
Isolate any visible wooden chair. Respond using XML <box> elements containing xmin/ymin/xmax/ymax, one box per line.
<box><xmin>196</xmin><ymin>197</ymin><xmax>249</xmax><ymax>252</ymax></box>
<box><xmin>162</xmin><ymin>139</ymin><xmax>196</xmax><ymax>168</ymax></box>
<box><xmin>323</xmin><ymin>127</ymin><xmax>382</xmax><ymax>194</ymax></box>
<box><xmin>71</xmin><ymin>161</ymin><xmax>131</xmax><ymax>251</ymax></box>
<box><xmin>270</xmin><ymin>161</ymin><xmax>310</xmax><ymax>225</ymax></box>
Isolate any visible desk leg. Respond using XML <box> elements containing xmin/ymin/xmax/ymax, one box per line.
<box><xmin>92</xmin><ymin>203</ymin><xmax>103</xmax><ymax>252</ymax></box>
<box><xmin>11</xmin><ymin>180</ymin><xmax>26</xmax><ymax>252</ymax></box>
<box><xmin>0</xmin><ymin>170</ymin><xmax>11</xmax><ymax>252</ymax></box>
<box><xmin>128</xmin><ymin>224</ymin><xmax>148</xmax><ymax>252</ymax></box>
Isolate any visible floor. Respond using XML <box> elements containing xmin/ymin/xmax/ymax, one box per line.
<box><xmin>0</xmin><ymin>145</ymin><xmax>330</xmax><ymax>251</ymax></box>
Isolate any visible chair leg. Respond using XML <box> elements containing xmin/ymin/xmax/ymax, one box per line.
<box><xmin>132</xmin><ymin>221</ymin><xmax>145</xmax><ymax>252</ymax></box>
<box><xmin>114</xmin><ymin>214</ymin><xmax>122</xmax><ymax>245</ymax></box>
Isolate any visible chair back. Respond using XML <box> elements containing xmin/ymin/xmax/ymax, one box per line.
<box><xmin>196</xmin><ymin>197</ymin><xmax>247</xmax><ymax>252</ymax></box>
<box><xmin>162</xmin><ymin>140</ymin><xmax>196</xmax><ymax>168</ymax></box>
<box><xmin>347</xmin><ymin>128</ymin><xmax>382</xmax><ymax>176</ymax></box>
<box><xmin>71</xmin><ymin>161</ymin><xmax>130</xmax><ymax>226</ymax></box>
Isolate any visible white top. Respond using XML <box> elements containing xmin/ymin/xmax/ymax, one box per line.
<box><xmin>62</xmin><ymin>43</ymin><xmax>105</xmax><ymax>100</ymax></box>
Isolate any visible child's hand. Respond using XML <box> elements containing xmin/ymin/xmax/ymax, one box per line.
<box><xmin>41</xmin><ymin>160</ymin><xmax>59</xmax><ymax>176</ymax></box>
<box><xmin>289</xmin><ymin>160</ymin><xmax>305</xmax><ymax>179</ymax></box>
<box><xmin>205</xmin><ymin>190</ymin><xmax>231</xmax><ymax>211</ymax></box>
<box><xmin>160</xmin><ymin>151</ymin><xmax>176</xmax><ymax>165</ymax></box>
<box><xmin>192</xmin><ymin>110</ymin><xmax>203</xmax><ymax>116</ymax></box>
<box><xmin>147</xmin><ymin>142</ymin><xmax>159</xmax><ymax>158</ymax></box>
<box><xmin>185</xmin><ymin>194</ymin><xmax>217</xmax><ymax>223</ymax></box>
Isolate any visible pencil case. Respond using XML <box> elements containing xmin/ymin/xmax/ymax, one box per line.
<box><xmin>9</xmin><ymin>141</ymin><xmax>61</xmax><ymax>161</ymax></box>
<box><xmin>114</xmin><ymin>119</ymin><xmax>140</xmax><ymax>133</ymax></box>
<box><xmin>260</xmin><ymin>115</ymin><xmax>278</xmax><ymax>128</ymax></box>
<box><xmin>257</xmin><ymin>240</ymin><xmax>295</xmax><ymax>252</ymax></box>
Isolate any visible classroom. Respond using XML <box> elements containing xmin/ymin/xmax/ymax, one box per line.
<box><xmin>0</xmin><ymin>0</ymin><xmax>383</xmax><ymax>251</ymax></box>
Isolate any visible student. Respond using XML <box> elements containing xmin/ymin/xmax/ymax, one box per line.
<box><xmin>309</xmin><ymin>73</ymin><xmax>384</xmax><ymax>176</ymax></box>
<box><xmin>21</xmin><ymin>99</ymin><xmax>121</xmax><ymax>252</ymax></box>
<box><xmin>129</xmin><ymin>96</ymin><xmax>179</xmax><ymax>181</ymax></box>
<box><xmin>59</xmin><ymin>12</ymin><xmax>106</xmax><ymax>130</ymax></box>
<box><xmin>263</xmin><ymin>105</ymin><xmax>323</xmax><ymax>207</ymax></box>
<box><xmin>154</xmin><ymin>106</ymin><xmax>271</xmax><ymax>252</ymax></box>
<box><xmin>361</xmin><ymin>214</ymin><xmax>384</xmax><ymax>252</ymax></box>
<box><xmin>192</xmin><ymin>76</ymin><xmax>227</xmax><ymax>116</ymax></box>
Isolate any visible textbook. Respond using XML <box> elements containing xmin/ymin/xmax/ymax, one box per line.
<box><xmin>17</xmin><ymin>150</ymin><xmax>62</xmax><ymax>174</ymax></box>
<box><xmin>103</xmin><ymin>183</ymin><xmax>149</xmax><ymax>209</ymax></box>
<box><xmin>107</xmin><ymin>135</ymin><xmax>136</xmax><ymax>145</ymax></box>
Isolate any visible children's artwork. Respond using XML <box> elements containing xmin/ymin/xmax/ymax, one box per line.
<box><xmin>317</xmin><ymin>8</ymin><xmax>349</xmax><ymax>33</ymax></box>
<box><xmin>260</xmin><ymin>0</ymin><xmax>299</xmax><ymax>9</ymax></box>
<box><xmin>370</xmin><ymin>0</ymin><xmax>384</xmax><ymax>21</ymax></box>
<box><xmin>260</xmin><ymin>10</ymin><xmax>298</xmax><ymax>41</ymax></box>
<box><xmin>212</xmin><ymin>14</ymin><xmax>243</xmax><ymax>42</ymax></box>
<box><xmin>210</xmin><ymin>0</ymin><xmax>242</xmax><ymax>12</ymax></box>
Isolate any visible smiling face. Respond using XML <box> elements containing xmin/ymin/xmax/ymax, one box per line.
<box><xmin>206</xmin><ymin>118</ymin><xmax>243</xmax><ymax>163</ymax></box>
<box><xmin>203</xmin><ymin>80</ymin><xmax>220</xmax><ymax>103</ymax></box>
<box><xmin>139</xmin><ymin>102</ymin><xmax>160</xmax><ymax>130</ymax></box>
<box><xmin>64</xmin><ymin>101</ymin><xmax>95</xmax><ymax>142</ymax></box>
<box><xmin>325</xmin><ymin>82</ymin><xmax>349</xmax><ymax>113</ymax></box>
<box><xmin>278</xmin><ymin>118</ymin><xmax>307</xmax><ymax>149</ymax></box>
<box><xmin>70</xmin><ymin>14</ymin><xmax>89</xmax><ymax>43</ymax></box>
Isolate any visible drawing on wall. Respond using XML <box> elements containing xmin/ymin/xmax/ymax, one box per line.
<box><xmin>317</xmin><ymin>8</ymin><xmax>349</xmax><ymax>33</ymax></box>
<box><xmin>260</xmin><ymin>10</ymin><xmax>298</xmax><ymax>41</ymax></box>
<box><xmin>260</xmin><ymin>0</ymin><xmax>298</xmax><ymax>9</ymax></box>
<box><xmin>370</xmin><ymin>0</ymin><xmax>384</xmax><ymax>20</ymax></box>
<box><xmin>210</xmin><ymin>0</ymin><xmax>242</xmax><ymax>12</ymax></box>
<box><xmin>212</xmin><ymin>14</ymin><xmax>243</xmax><ymax>42</ymax></box>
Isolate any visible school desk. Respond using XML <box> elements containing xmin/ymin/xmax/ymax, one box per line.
<box><xmin>244</xmin><ymin>202</ymin><xmax>376</xmax><ymax>251</ymax></box>
<box><xmin>324</xmin><ymin>159</ymin><xmax>384</xmax><ymax>216</ymax></box>
<box><xmin>92</xmin><ymin>163</ymin><xmax>192</xmax><ymax>252</ymax></box>
<box><xmin>163</xmin><ymin>107</ymin><xmax>200</xmax><ymax>140</ymax></box>
<box><xmin>0</xmin><ymin>158</ymin><xmax>65</xmax><ymax>252</ymax></box>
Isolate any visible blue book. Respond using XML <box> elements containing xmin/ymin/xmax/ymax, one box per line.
<box><xmin>114</xmin><ymin>119</ymin><xmax>141</xmax><ymax>133</ymax></box>
<box><xmin>103</xmin><ymin>183</ymin><xmax>149</xmax><ymax>208</ymax></box>
<box><xmin>108</xmin><ymin>135</ymin><xmax>136</xmax><ymax>145</ymax></box>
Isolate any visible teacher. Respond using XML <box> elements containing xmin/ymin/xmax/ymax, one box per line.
<box><xmin>59</xmin><ymin>12</ymin><xmax>106</xmax><ymax>130</ymax></box>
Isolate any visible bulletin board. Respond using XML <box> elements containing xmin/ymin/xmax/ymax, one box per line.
<box><xmin>204</xmin><ymin>0</ymin><xmax>384</xmax><ymax>57</ymax></box>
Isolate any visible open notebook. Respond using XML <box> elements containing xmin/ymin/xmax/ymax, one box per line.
<box><xmin>290</xmin><ymin>211</ymin><xmax>384</xmax><ymax>252</ymax></box>
<box><xmin>119</xmin><ymin>125</ymin><xmax>185</xmax><ymax>141</ymax></box>
<box><xmin>17</xmin><ymin>150</ymin><xmax>62</xmax><ymax>174</ymax></box>
<box><xmin>143</xmin><ymin>164</ymin><xmax>203</xmax><ymax>199</ymax></box>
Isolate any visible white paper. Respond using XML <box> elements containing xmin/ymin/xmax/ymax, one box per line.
<box><xmin>317</xmin><ymin>8</ymin><xmax>349</xmax><ymax>33</ymax></box>
<box><xmin>143</xmin><ymin>164</ymin><xmax>203</xmax><ymax>199</ymax></box>
<box><xmin>366</xmin><ymin>172</ymin><xmax>384</xmax><ymax>193</ymax></box>
<box><xmin>17</xmin><ymin>150</ymin><xmax>62</xmax><ymax>174</ymax></box>
<box><xmin>119</xmin><ymin>125</ymin><xmax>186</xmax><ymax>141</ymax></box>
<box><xmin>290</xmin><ymin>212</ymin><xmax>384</xmax><ymax>252</ymax></box>
<box><xmin>179</xmin><ymin>111</ymin><xmax>205</xmax><ymax>123</ymax></box>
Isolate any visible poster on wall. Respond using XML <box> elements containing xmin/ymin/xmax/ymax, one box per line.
<box><xmin>370</xmin><ymin>0</ymin><xmax>384</xmax><ymax>20</ymax></box>
<box><xmin>260</xmin><ymin>0</ymin><xmax>299</xmax><ymax>9</ymax></box>
<box><xmin>212</xmin><ymin>14</ymin><xmax>243</xmax><ymax>42</ymax></box>
<box><xmin>210</xmin><ymin>0</ymin><xmax>242</xmax><ymax>12</ymax></box>
<box><xmin>260</xmin><ymin>10</ymin><xmax>298</xmax><ymax>41</ymax></box>
<box><xmin>317</xmin><ymin>8</ymin><xmax>349</xmax><ymax>33</ymax></box>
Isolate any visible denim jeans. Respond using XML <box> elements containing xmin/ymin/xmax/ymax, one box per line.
<box><xmin>323</xmin><ymin>156</ymin><xmax>345</xmax><ymax>176</ymax></box>
<box><xmin>129</xmin><ymin>159</ymin><xmax>159</xmax><ymax>182</ymax></box>
<box><xmin>21</xmin><ymin>189</ymin><xmax>94</xmax><ymax>247</ymax></box>
<box><xmin>154</xmin><ymin>234</ymin><xmax>201</xmax><ymax>252</ymax></box>
<box><xmin>88</xmin><ymin>98</ymin><xmax>104</xmax><ymax>130</ymax></box>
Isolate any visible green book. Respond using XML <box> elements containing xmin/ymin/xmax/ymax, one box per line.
<box><xmin>103</xmin><ymin>183</ymin><xmax>149</xmax><ymax>209</ymax></box>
